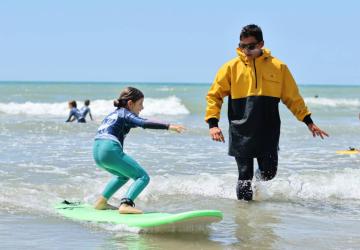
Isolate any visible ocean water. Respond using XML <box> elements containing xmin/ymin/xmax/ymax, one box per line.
<box><xmin>0</xmin><ymin>81</ymin><xmax>359</xmax><ymax>249</ymax></box>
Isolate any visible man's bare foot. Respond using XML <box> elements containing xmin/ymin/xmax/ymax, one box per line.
<box><xmin>94</xmin><ymin>197</ymin><xmax>117</xmax><ymax>210</ymax></box>
<box><xmin>119</xmin><ymin>204</ymin><xmax>143</xmax><ymax>214</ymax></box>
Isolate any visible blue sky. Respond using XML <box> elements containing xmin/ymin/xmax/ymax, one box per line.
<box><xmin>1</xmin><ymin>0</ymin><xmax>359</xmax><ymax>84</ymax></box>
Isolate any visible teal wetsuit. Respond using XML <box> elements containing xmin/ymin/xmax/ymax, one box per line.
<box><xmin>93</xmin><ymin>140</ymin><xmax>149</xmax><ymax>201</ymax></box>
<box><xmin>93</xmin><ymin>107</ymin><xmax>169</xmax><ymax>203</ymax></box>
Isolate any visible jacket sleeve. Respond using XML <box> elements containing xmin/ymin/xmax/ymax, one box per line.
<box><xmin>280</xmin><ymin>64</ymin><xmax>311</xmax><ymax>121</ymax></box>
<box><xmin>205</xmin><ymin>64</ymin><xmax>231</xmax><ymax>123</ymax></box>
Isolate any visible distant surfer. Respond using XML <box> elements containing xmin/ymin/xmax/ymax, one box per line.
<box><xmin>349</xmin><ymin>147</ymin><xmax>359</xmax><ymax>152</ymax></box>
<box><xmin>80</xmin><ymin>99</ymin><xmax>93</xmax><ymax>121</ymax></box>
<box><xmin>65</xmin><ymin>100</ymin><xmax>86</xmax><ymax>123</ymax></box>
<box><xmin>93</xmin><ymin>87</ymin><xmax>185</xmax><ymax>214</ymax></box>
<box><xmin>205</xmin><ymin>24</ymin><xmax>329</xmax><ymax>201</ymax></box>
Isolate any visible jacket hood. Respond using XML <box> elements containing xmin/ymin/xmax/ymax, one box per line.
<box><xmin>236</xmin><ymin>48</ymin><xmax>271</xmax><ymax>64</ymax></box>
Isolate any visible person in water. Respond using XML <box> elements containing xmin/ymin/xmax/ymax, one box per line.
<box><xmin>65</xmin><ymin>100</ymin><xmax>86</xmax><ymax>123</ymax></box>
<box><xmin>93</xmin><ymin>87</ymin><xmax>185</xmax><ymax>214</ymax></box>
<box><xmin>80</xmin><ymin>99</ymin><xmax>93</xmax><ymax>121</ymax></box>
<box><xmin>205</xmin><ymin>24</ymin><xmax>329</xmax><ymax>201</ymax></box>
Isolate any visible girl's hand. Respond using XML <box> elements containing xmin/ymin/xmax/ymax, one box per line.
<box><xmin>169</xmin><ymin>124</ymin><xmax>185</xmax><ymax>133</ymax></box>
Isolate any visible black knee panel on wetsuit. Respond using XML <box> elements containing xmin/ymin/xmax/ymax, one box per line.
<box><xmin>257</xmin><ymin>151</ymin><xmax>278</xmax><ymax>181</ymax></box>
<box><xmin>258</xmin><ymin>168</ymin><xmax>277</xmax><ymax>181</ymax></box>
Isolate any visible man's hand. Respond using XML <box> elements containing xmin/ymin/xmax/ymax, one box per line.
<box><xmin>307</xmin><ymin>123</ymin><xmax>329</xmax><ymax>139</ymax></box>
<box><xmin>210</xmin><ymin>127</ymin><xmax>225</xmax><ymax>143</ymax></box>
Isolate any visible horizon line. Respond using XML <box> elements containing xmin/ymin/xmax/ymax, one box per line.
<box><xmin>0</xmin><ymin>80</ymin><xmax>359</xmax><ymax>86</ymax></box>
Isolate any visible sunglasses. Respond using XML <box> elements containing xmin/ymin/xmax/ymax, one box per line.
<box><xmin>239</xmin><ymin>42</ymin><xmax>258</xmax><ymax>50</ymax></box>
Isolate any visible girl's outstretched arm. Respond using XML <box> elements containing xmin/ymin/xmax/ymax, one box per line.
<box><xmin>125</xmin><ymin>112</ymin><xmax>184</xmax><ymax>132</ymax></box>
<box><xmin>125</xmin><ymin>112</ymin><xmax>169</xmax><ymax>129</ymax></box>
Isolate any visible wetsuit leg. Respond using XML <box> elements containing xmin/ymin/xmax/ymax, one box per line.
<box><xmin>256</xmin><ymin>151</ymin><xmax>278</xmax><ymax>181</ymax></box>
<box><xmin>101</xmin><ymin>169</ymin><xmax>129</xmax><ymax>200</ymax></box>
<box><xmin>93</xmin><ymin>140</ymin><xmax>129</xmax><ymax>199</ymax></box>
<box><xmin>119</xmin><ymin>154</ymin><xmax>150</xmax><ymax>201</ymax></box>
<box><xmin>235</xmin><ymin>157</ymin><xmax>254</xmax><ymax>201</ymax></box>
<box><xmin>93</xmin><ymin>140</ymin><xmax>150</xmax><ymax>201</ymax></box>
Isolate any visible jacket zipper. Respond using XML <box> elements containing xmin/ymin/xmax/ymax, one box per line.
<box><xmin>253</xmin><ymin>59</ymin><xmax>258</xmax><ymax>89</ymax></box>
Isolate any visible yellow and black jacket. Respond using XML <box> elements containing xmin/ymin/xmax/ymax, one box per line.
<box><xmin>205</xmin><ymin>48</ymin><xmax>312</xmax><ymax>157</ymax></box>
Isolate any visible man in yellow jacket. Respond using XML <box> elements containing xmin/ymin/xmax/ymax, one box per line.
<box><xmin>205</xmin><ymin>24</ymin><xmax>328</xmax><ymax>201</ymax></box>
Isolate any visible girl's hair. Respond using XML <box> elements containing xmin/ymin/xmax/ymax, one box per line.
<box><xmin>68</xmin><ymin>100</ymin><xmax>77</xmax><ymax>108</ymax></box>
<box><xmin>84</xmin><ymin>99</ymin><xmax>90</xmax><ymax>106</ymax></box>
<box><xmin>114</xmin><ymin>87</ymin><xmax>144</xmax><ymax>108</ymax></box>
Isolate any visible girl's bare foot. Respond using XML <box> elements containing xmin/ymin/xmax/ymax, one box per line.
<box><xmin>94</xmin><ymin>197</ymin><xmax>117</xmax><ymax>210</ymax></box>
<box><xmin>119</xmin><ymin>204</ymin><xmax>143</xmax><ymax>214</ymax></box>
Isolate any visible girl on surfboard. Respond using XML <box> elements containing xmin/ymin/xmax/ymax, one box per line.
<box><xmin>93</xmin><ymin>87</ymin><xmax>184</xmax><ymax>214</ymax></box>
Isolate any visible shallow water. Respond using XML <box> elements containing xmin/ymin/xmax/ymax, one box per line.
<box><xmin>0</xmin><ymin>82</ymin><xmax>359</xmax><ymax>249</ymax></box>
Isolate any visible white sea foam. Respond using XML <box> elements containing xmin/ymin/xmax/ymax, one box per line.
<box><xmin>156</xmin><ymin>87</ymin><xmax>175</xmax><ymax>92</ymax></box>
<box><xmin>0</xmin><ymin>96</ymin><xmax>189</xmax><ymax>116</ymax></box>
<box><xmin>259</xmin><ymin>168</ymin><xmax>360</xmax><ymax>201</ymax></box>
<box><xmin>141</xmin><ymin>173</ymin><xmax>237</xmax><ymax>200</ymax></box>
<box><xmin>137</xmin><ymin>169</ymin><xmax>360</xmax><ymax>202</ymax></box>
<box><xmin>1</xmin><ymin>168</ymin><xmax>360</xmax><ymax>216</ymax></box>
<box><xmin>305</xmin><ymin>97</ymin><xmax>360</xmax><ymax>107</ymax></box>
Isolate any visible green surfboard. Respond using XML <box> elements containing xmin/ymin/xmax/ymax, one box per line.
<box><xmin>55</xmin><ymin>201</ymin><xmax>223</xmax><ymax>232</ymax></box>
